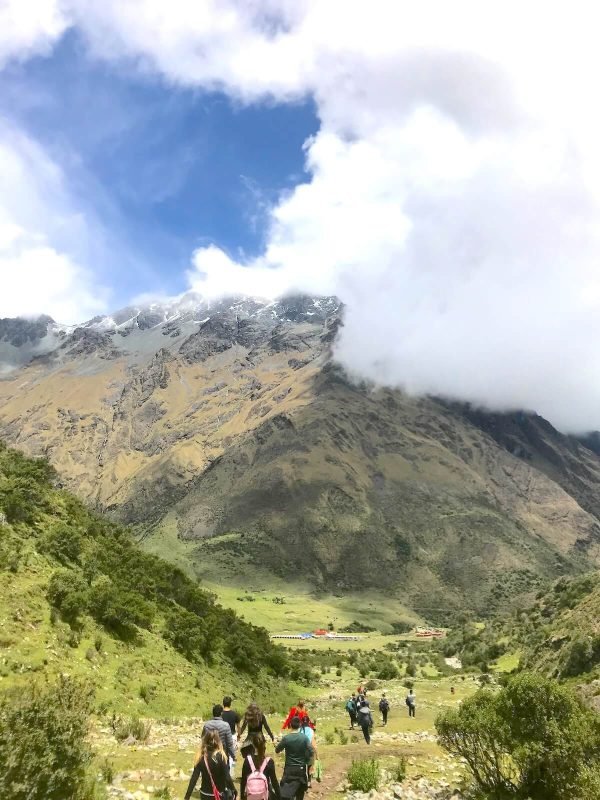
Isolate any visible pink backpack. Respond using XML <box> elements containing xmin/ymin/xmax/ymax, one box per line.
<box><xmin>246</xmin><ymin>755</ymin><xmax>270</xmax><ymax>800</ymax></box>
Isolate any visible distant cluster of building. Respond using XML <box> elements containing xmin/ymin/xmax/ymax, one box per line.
<box><xmin>271</xmin><ymin>628</ymin><xmax>362</xmax><ymax>641</ymax></box>
<box><xmin>415</xmin><ymin>627</ymin><xmax>445</xmax><ymax>638</ymax></box>
<box><xmin>271</xmin><ymin>626</ymin><xmax>445</xmax><ymax>641</ymax></box>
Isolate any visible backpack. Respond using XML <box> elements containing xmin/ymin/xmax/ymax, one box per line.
<box><xmin>246</xmin><ymin>755</ymin><xmax>270</xmax><ymax>800</ymax></box>
<box><xmin>379</xmin><ymin>698</ymin><xmax>389</xmax><ymax>712</ymax></box>
<box><xmin>346</xmin><ymin>699</ymin><xmax>355</xmax><ymax>713</ymax></box>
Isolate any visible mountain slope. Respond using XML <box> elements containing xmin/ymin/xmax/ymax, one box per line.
<box><xmin>1</xmin><ymin>294</ymin><xmax>600</xmax><ymax>620</ymax></box>
<box><xmin>0</xmin><ymin>442</ymin><xmax>291</xmax><ymax>713</ymax></box>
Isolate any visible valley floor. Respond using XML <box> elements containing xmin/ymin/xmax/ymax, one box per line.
<box><xmin>91</xmin><ymin>675</ymin><xmax>476</xmax><ymax>800</ymax></box>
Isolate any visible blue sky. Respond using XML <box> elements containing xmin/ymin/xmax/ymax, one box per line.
<box><xmin>0</xmin><ymin>29</ymin><xmax>318</xmax><ymax>305</ymax></box>
<box><xmin>2</xmin><ymin>1</ymin><xmax>600</xmax><ymax>430</ymax></box>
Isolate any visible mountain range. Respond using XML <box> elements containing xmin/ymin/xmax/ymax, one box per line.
<box><xmin>1</xmin><ymin>294</ymin><xmax>600</xmax><ymax>621</ymax></box>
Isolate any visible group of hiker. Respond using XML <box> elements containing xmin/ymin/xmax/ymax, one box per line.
<box><xmin>345</xmin><ymin>686</ymin><xmax>417</xmax><ymax>743</ymax></box>
<box><xmin>185</xmin><ymin>688</ymin><xmax>418</xmax><ymax>799</ymax></box>
<box><xmin>185</xmin><ymin>698</ymin><xmax>316</xmax><ymax>800</ymax></box>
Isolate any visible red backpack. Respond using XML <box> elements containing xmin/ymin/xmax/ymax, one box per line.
<box><xmin>246</xmin><ymin>755</ymin><xmax>270</xmax><ymax>800</ymax></box>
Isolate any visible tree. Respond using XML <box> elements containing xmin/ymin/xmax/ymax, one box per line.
<box><xmin>436</xmin><ymin>672</ymin><xmax>600</xmax><ymax>800</ymax></box>
<box><xmin>0</xmin><ymin>676</ymin><xmax>94</xmax><ymax>800</ymax></box>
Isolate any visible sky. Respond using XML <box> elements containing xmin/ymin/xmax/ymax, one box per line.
<box><xmin>2</xmin><ymin>1</ymin><xmax>600</xmax><ymax>431</ymax></box>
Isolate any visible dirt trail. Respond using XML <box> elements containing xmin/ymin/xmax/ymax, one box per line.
<box><xmin>308</xmin><ymin>742</ymin><xmax>427</xmax><ymax>800</ymax></box>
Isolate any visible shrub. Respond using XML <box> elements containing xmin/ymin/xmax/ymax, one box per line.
<box><xmin>347</xmin><ymin>759</ymin><xmax>380</xmax><ymax>792</ymax></box>
<box><xmin>390</xmin><ymin>757</ymin><xmax>407</xmax><ymax>783</ymax></box>
<box><xmin>153</xmin><ymin>788</ymin><xmax>171</xmax><ymax>799</ymax></box>
<box><xmin>405</xmin><ymin>661</ymin><xmax>417</xmax><ymax>677</ymax></box>
<box><xmin>0</xmin><ymin>676</ymin><xmax>94</xmax><ymax>800</ymax></box>
<box><xmin>377</xmin><ymin>662</ymin><xmax>399</xmax><ymax>680</ymax></box>
<box><xmin>436</xmin><ymin>672</ymin><xmax>600</xmax><ymax>800</ymax></box>
<box><xmin>338</xmin><ymin>729</ymin><xmax>348</xmax><ymax>745</ymax></box>
<box><xmin>47</xmin><ymin>569</ymin><xmax>89</xmax><ymax>623</ymax></box>
<box><xmin>94</xmin><ymin>634</ymin><xmax>103</xmax><ymax>653</ymax></box>
<box><xmin>324</xmin><ymin>731</ymin><xmax>335</xmax><ymax>745</ymax></box>
<box><xmin>99</xmin><ymin>759</ymin><xmax>114</xmax><ymax>784</ymax></box>
<box><xmin>350</xmin><ymin>734</ymin><xmax>359</xmax><ymax>743</ymax></box>
<box><xmin>139</xmin><ymin>684</ymin><xmax>155</xmax><ymax>704</ymax></box>
<box><xmin>109</xmin><ymin>715</ymin><xmax>152</xmax><ymax>743</ymax></box>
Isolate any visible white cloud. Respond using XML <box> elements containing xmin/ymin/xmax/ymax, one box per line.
<box><xmin>5</xmin><ymin>2</ymin><xmax>600</xmax><ymax>429</ymax></box>
<box><xmin>0</xmin><ymin>123</ymin><xmax>108</xmax><ymax>323</ymax></box>
<box><xmin>0</xmin><ymin>0</ymin><xmax>68</xmax><ymax>67</ymax></box>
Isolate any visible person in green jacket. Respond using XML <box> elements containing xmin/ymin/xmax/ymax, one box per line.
<box><xmin>275</xmin><ymin>717</ymin><xmax>313</xmax><ymax>800</ymax></box>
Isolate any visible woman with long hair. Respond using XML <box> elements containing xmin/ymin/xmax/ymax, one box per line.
<box><xmin>184</xmin><ymin>729</ymin><xmax>237</xmax><ymax>800</ymax></box>
<box><xmin>240</xmin><ymin>732</ymin><xmax>281</xmax><ymax>799</ymax></box>
<box><xmin>239</xmin><ymin>703</ymin><xmax>275</xmax><ymax>758</ymax></box>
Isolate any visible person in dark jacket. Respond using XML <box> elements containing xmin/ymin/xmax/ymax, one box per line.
<box><xmin>378</xmin><ymin>693</ymin><xmax>390</xmax><ymax>726</ymax></box>
<box><xmin>185</xmin><ymin>729</ymin><xmax>237</xmax><ymax>800</ymax></box>
<box><xmin>346</xmin><ymin>693</ymin><xmax>358</xmax><ymax>728</ymax></box>
<box><xmin>240</xmin><ymin>732</ymin><xmax>281</xmax><ymax>800</ymax></box>
<box><xmin>358</xmin><ymin>702</ymin><xmax>373</xmax><ymax>744</ymax></box>
<box><xmin>203</xmin><ymin>704</ymin><xmax>237</xmax><ymax>763</ymax></box>
<box><xmin>276</xmin><ymin>717</ymin><xmax>313</xmax><ymax>800</ymax></box>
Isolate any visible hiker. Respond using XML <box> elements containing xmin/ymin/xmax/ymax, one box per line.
<box><xmin>405</xmin><ymin>689</ymin><xmax>416</xmax><ymax>718</ymax></box>
<box><xmin>301</xmin><ymin>718</ymin><xmax>318</xmax><ymax>788</ymax></box>
<box><xmin>240</xmin><ymin>703</ymin><xmax>275</xmax><ymax>759</ymax></box>
<box><xmin>184</xmin><ymin>729</ymin><xmax>237</xmax><ymax>800</ymax></box>
<box><xmin>357</xmin><ymin>700</ymin><xmax>374</xmax><ymax>744</ymax></box>
<box><xmin>276</xmin><ymin>716</ymin><xmax>313</xmax><ymax>800</ymax></box>
<box><xmin>240</xmin><ymin>732</ymin><xmax>281</xmax><ymax>800</ymax></box>
<box><xmin>378</xmin><ymin>693</ymin><xmax>390</xmax><ymax>726</ymax></box>
<box><xmin>202</xmin><ymin>704</ymin><xmax>237</xmax><ymax>765</ymax></box>
<box><xmin>282</xmin><ymin>700</ymin><xmax>310</xmax><ymax>730</ymax></box>
<box><xmin>222</xmin><ymin>696</ymin><xmax>242</xmax><ymax>777</ymax></box>
<box><xmin>345</xmin><ymin>693</ymin><xmax>358</xmax><ymax>729</ymax></box>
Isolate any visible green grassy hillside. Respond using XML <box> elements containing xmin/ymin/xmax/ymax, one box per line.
<box><xmin>438</xmin><ymin>572</ymin><xmax>600</xmax><ymax>691</ymax></box>
<box><xmin>0</xmin><ymin>442</ymin><xmax>295</xmax><ymax>715</ymax></box>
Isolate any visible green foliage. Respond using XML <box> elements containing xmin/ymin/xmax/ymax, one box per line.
<box><xmin>99</xmin><ymin>759</ymin><xmax>114</xmax><ymax>785</ymax></box>
<box><xmin>0</xmin><ymin>442</ymin><xmax>288</xmax><ymax>678</ymax></box>
<box><xmin>324</xmin><ymin>731</ymin><xmax>335</xmax><ymax>745</ymax></box>
<box><xmin>390</xmin><ymin>757</ymin><xmax>407</xmax><ymax>783</ymax></box>
<box><xmin>0</xmin><ymin>675</ymin><xmax>94</xmax><ymax>800</ymax></box>
<box><xmin>561</xmin><ymin>635</ymin><xmax>600</xmax><ymax>677</ymax></box>
<box><xmin>109</xmin><ymin>715</ymin><xmax>152</xmax><ymax>743</ymax></box>
<box><xmin>46</xmin><ymin>569</ymin><xmax>88</xmax><ymax>623</ymax></box>
<box><xmin>405</xmin><ymin>660</ymin><xmax>417</xmax><ymax>677</ymax></box>
<box><xmin>376</xmin><ymin>661</ymin><xmax>399</xmax><ymax>680</ymax></box>
<box><xmin>436</xmin><ymin>672</ymin><xmax>600</xmax><ymax>800</ymax></box>
<box><xmin>338</xmin><ymin>729</ymin><xmax>348</xmax><ymax>745</ymax></box>
<box><xmin>347</xmin><ymin>759</ymin><xmax>380</xmax><ymax>792</ymax></box>
<box><xmin>339</xmin><ymin>620</ymin><xmax>376</xmax><ymax>633</ymax></box>
<box><xmin>152</xmin><ymin>788</ymin><xmax>172</xmax><ymax>799</ymax></box>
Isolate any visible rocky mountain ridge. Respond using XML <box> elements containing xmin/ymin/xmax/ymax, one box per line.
<box><xmin>1</xmin><ymin>293</ymin><xmax>600</xmax><ymax>617</ymax></box>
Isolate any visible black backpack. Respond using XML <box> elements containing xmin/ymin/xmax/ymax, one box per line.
<box><xmin>379</xmin><ymin>698</ymin><xmax>389</xmax><ymax>712</ymax></box>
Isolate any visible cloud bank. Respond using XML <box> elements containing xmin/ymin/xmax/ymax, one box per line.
<box><xmin>0</xmin><ymin>122</ymin><xmax>107</xmax><ymax>323</ymax></box>
<box><xmin>4</xmin><ymin>2</ymin><xmax>600</xmax><ymax>430</ymax></box>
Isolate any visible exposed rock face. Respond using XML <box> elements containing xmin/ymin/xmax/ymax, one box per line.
<box><xmin>0</xmin><ymin>315</ymin><xmax>54</xmax><ymax>346</ymax></box>
<box><xmin>1</xmin><ymin>293</ymin><xmax>600</xmax><ymax>616</ymax></box>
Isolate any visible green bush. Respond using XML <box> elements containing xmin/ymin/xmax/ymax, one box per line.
<box><xmin>109</xmin><ymin>715</ymin><xmax>152</xmax><ymax>743</ymax></box>
<box><xmin>0</xmin><ymin>676</ymin><xmax>94</xmax><ymax>800</ymax></box>
<box><xmin>436</xmin><ymin>672</ymin><xmax>600</xmax><ymax>800</ymax></box>
<box><xmin>324</xmin><ymin>731</ymin><xmax>335</xmax><ymax>745</ymax></box>
<box><xmin>47</xmin><ymin>569</ymin><xmax>89</xmax><ymax>623</ymax></box>
<box><xmin>347</xmin><ymin>759</ymin><xmax>380</xmax><ymax>792</ymax></box>
<box><xmin>390</xmin><ymin>757</ymin><xmax>407</xmax><ymax>783</ymax></box>
<box><xmin>338</xmin><ymin>729</ymin><xmax>348</xmax><ymax>745</ymax></box>
<box><xmin>99</xmin><ymin>759</ymin><xmax>114</xmax><ymax>784</ymax></box>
